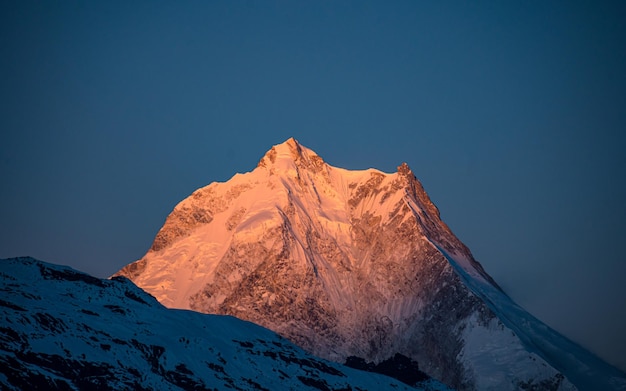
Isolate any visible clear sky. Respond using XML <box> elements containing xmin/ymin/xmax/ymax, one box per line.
<box><xmin>1</xmin><ymin>1</ymin><xmax>625</xmax><ymax>372</ymax></box>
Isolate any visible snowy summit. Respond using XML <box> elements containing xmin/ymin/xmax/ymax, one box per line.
<box><xmin>112</xmin><ymin>138</ymin><xmax>625</xmax><ymax>390</ymax></box>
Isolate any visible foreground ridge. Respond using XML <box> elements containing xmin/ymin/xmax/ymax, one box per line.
<box><xmin>0</xmin><ymin>257</ymin><xmax>449</xmax><ymax>390</ymax></box>
<box><xmin>116</xmin><ymin>138</ymin><xmax>626</xmax><ymax>390</ymax></box>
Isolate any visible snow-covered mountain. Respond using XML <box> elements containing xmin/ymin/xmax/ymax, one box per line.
<box><xmin>0</xmin><ymin>256</ymin><xmax>451</xmax><ymax>390</ymax></box>
<box><xmin>116</xmin><ymin>138</ymin><xmax>626</xmax><ymax>390</ymax></box>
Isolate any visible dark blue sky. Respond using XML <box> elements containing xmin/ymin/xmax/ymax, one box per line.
<box><xmin>2</xmin><ymin>1</ymin><xmax>625</xmax><ymax>371</ymax></box>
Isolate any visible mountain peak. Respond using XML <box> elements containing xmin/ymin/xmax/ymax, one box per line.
<box><xmin>115</xmin><ymin>139</ymin><xmax>626</xmax><ymax>390</ymax></box>
<box><xmin>397</xmin><ymin>162</ymin><xmax>413</xmax><ymax>176</ymax></box>
<box><xmin>257</xmin><ymin>137</ymin><xmax>326</xmax><ymax>173</ymax></box>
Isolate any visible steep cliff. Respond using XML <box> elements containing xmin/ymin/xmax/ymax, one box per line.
<box><xmin>117</xmin><ymin>138</ymin><xmax>625</xmax><ymax>390</ymax></box>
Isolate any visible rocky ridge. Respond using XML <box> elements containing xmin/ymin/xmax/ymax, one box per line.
<box><xmin>1</xmin><ymin>256</ymin><xmax>447</xmax><ymax>390</ymax></box>
<box><xmin>116</xmin><ymin>138</ymin><xmax>626</xmax><ymax>390</ymax></box>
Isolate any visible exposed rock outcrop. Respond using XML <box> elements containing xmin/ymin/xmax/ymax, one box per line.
<box><xmin>116</xmin><ymin>138</ymin><xmax>625</xmax><ymax>390</ymax></box>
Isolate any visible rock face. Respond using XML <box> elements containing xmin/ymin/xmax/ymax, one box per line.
<box><xmin>0</xmin><ymin>257</ymin><xmax>430</xmax><ymax>391</ymax></box>
<box><xmin>116</xmin><ymin>138</ymin><xmax>625</xmax><ymax>390</ymax></box>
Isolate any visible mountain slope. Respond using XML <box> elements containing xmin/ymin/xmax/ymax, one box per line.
<box><xmin>116</xmin><ymin>138</ymin><xmax>626</xmax><ymax>390</ymax></box>
<box><xmin>0</xmin><ymin>256</ymin><xmax>447</xmax><ymax>390</ymax></box>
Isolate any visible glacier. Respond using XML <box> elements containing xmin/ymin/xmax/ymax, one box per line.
<box><xmin>115</xmin><ymin>138</ymin><xmax>625</xmax><ymax>390</ymax></box>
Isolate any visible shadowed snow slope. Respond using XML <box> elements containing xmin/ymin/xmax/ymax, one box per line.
<box><xmin>0</xmin><ymin>257</ymin><xmax>448</xmax><ymax>391</ymax></box>
<box><xmin>116</xmin><ymin>138</ymin><xmax>625</xmax><ymax>390</ymax></box>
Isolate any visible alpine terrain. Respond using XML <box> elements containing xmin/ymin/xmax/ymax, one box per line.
<box><xmin>116</xmin><ymin>138</ymin><xmax>626</xmax><ymax>390</ymax></box>
<box><xmin>1</xmin><ymin>256</ymin><xmax>446</xmax><ymax>390</ymax></box>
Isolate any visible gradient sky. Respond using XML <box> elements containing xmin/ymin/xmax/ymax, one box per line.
<box><xmin>1</xmin><ymin>1</ymin><xmax>625</xmax><ymax>372</ymax></box>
